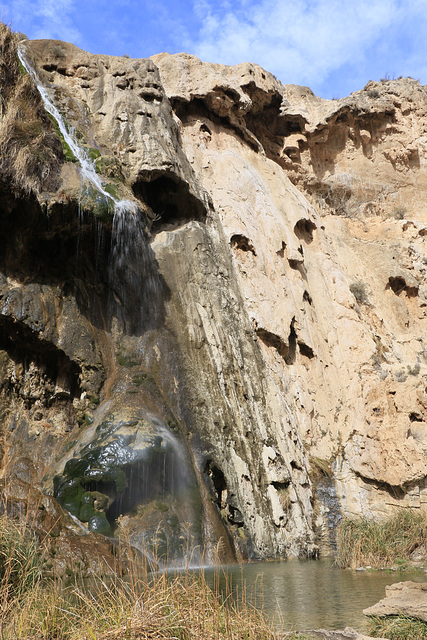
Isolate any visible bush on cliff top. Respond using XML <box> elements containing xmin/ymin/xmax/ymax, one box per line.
<box><xmin>337</xmin><ymin>509</ymin><xmax>427</xmax><ymax>569</ymax></box>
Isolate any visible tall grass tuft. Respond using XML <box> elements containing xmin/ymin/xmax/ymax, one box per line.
<box><xmin>1</xmin><ymin>528</ymin><xmax>281</xmax><ymax>639</ymax></box>
<box><xmin>337</xmin><ymin>509</ymin><xmax>427</xmax><ymax>569</ymax></box>
<box><xmin>368</xmin><ymin>615</ymin><xmax>427</xmax><ymax>639</ymax></box>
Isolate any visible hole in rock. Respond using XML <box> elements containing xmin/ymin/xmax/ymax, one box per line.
<box><xmin>133</xmin><ymin>172</ymin><xmax>206</xmax><ymax>232</ymax></box>
<box><xmin>386</xmin><ymin>276</ymin><xmax>418</xmax><ymax>297</ymax></box>
<box><xmin>409</xmin><ymin>412</ymin><xmax>423</xmax><ymax>423</ymax></box>
<box><xmin>298</xmin><ymin>342</ymin><xmax>314</xmax><ymax>359</ymax></box>
<box><xmin>230</xmin><ymin>234</ymin><xmax>257</xmax><ymax>255</ymax></box>
<box><xmin>294</xmin><ymin>219</ymin><xmax>317</xmax><ymax>243</ymax></box>
<box><xmin>303</xmin><ymin>290</ymin><xmax>312</xmax><ymax>305</ymax></box>
<box><xmin>256</xmin><ymin>322</ymin><xmax>296</xmax><ymax>365</ymax></box>
<box><xmin>204</xmin><ymin>460</ymin><xmax>227</xmax><ymax>509</ymax></box>
<box><xmin>0</xmin><ymin>316</ymin><xmax>81</xmax><ymax>406</ymax></box>
<box><xmin>276</xmin><ymin>241</ymin><xmax>286</xmax><ymax>258</ymax></box>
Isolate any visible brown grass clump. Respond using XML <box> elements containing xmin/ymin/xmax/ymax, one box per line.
<box><xmin>336</xmin><ymin>509</ymin><xmax>427</xmax><ymax>569</ymax></box>
<box><xmin>0</xmin><ymin>512</ymin><xmax>280</xmax><ymax>640</ymax></box>
<box><xmin>0</xmin><ymin>22</ymin><xmax>63</xmax><ymax>195</ymax></box>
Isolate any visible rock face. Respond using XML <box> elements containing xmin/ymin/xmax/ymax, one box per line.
<box><xmin>363</xmin><ymin>581</ymin><xmax>427</xmax><ymax>621</ymax></box>
<box><xmin>2</xmin><ymin>26</ymin><xmax>427</xmax><ymax>562</ymax></box>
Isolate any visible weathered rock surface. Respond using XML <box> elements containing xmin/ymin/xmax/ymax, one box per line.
<box><xmin>2</xmin><ymin>28</ymin><xmax>427</xmax><ymax>563</ymax></box>
<box><xmin>295</xmin><ymin>628</ymin><xmax>388</xmax><ymax>640</ymax></box>
<box><xmin>363</xmin><ymin>581</ymin><xmax>427</xmax><ymax>621</ymax></box>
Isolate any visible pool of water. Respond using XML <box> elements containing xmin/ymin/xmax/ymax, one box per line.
<box><xmin>204</xmin><ymin>557</ymin><xmax>427</xmax><ymax>631</ymax></box>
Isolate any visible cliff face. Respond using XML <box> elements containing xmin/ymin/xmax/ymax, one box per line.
<box><xmin>2</xmin><ymin>28</ymin><xmax>427</xmax><ymax>563</ymax></box>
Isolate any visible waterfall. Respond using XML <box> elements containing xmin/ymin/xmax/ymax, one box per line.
<box><xmin>18</xmin><ymin>45</ymin><xmax>165</xmax><ymax>331</ymax></box>
<box><xmin>18</xmin><ymin>45</ymin><xmax>140</xmax><ymax>218</ymax></box>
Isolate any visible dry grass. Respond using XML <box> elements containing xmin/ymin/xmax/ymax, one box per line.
<box><xmin>0</xmin><ymin>22</ymin><xmax>63</xmax><ymax>195</ymax></box>
<box><xmin>336</xmin><ymin>509</ymin><xmax>427</xmax><ymax>569</ymax></box>
<box><xmin>368</xmin><ymin>615</ymin><xmax>427</xmax><ymax>639</ymax></box>
<box><xmin>0</xmin><ymin>515</ymin><xmax>280</xmax><ymax>640</ymax></box>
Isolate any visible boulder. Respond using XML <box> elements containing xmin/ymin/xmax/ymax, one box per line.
<box><xmin>363</xmin><ymin>581</ymin><xmax>427</xmax><ymax>621</ymax></box>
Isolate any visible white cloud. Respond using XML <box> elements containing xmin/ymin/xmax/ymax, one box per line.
<box><xmin>189</xmin><ymin>0</ymin><xmax>427</xmax><ymax>95</ymax></box>
<box><xmin>1</xmin><ymin>0</ymin><xmax>81</xmax><ymax>43</ymax></box>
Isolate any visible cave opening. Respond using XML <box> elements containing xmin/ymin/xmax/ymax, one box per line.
<box><xmin>133</xmin><ymin>173</ymin><xmax>207</xmax><ymax>232</ymax></box>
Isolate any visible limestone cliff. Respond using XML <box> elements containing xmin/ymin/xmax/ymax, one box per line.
<box><xmin>1</xmin><ymin>25</ymin><xmax>427</xmax><ymax>564</ymax></box>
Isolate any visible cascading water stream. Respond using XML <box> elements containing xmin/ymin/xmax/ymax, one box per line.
<box><xmin>21</xmin><ymin>45</ymin><xmax>201</xmax><ymax>564</ymax></box>
<box><xmin>18</xmin><ymin>46</ymin><xmax>136</xmax><ymax>213</ymax></box>
<box><xmin>18</xmin><ymin>45</ymin><xmax>164</xmax><ymax>332</ymax></box>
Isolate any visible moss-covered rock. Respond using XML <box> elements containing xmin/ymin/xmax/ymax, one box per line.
<box><xmin>95</xmin><ymin>155</ymin><xmax>124</xmax><ymax>181</ymax></box>
<box><xmin>88</xmin><ymin>513</ymin><xmax>112</xmax><ymax>536</ymax></box>
<box><xmin>80</xmin><ymin>183</ymin><xmax>114</xmax><ymax>222</ymax></box>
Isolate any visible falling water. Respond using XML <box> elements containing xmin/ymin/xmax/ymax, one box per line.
<box><xmin>18</xmin><ymin>46</ymin><xmax>164</xmax><ymax>332</ymax></box>
<box><xmin>18</xmin><ymin>46</ymin><xmax>137</xmax><ymax>212</ymax></box>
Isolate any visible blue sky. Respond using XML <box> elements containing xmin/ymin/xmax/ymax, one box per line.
<box><xmin>2</xmin><ymin>0</ymin><xmax>427</xmax><ymax>99</ymax></box>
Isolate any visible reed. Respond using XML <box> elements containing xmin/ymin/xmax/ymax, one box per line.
<box><xmin>0</xmin><ymin>523</ymin><xmax>282</xmax><ymax>640</ymax></box>
<box><xmin>336</xmin><ymin>509</ymin><xmax>427</xmax><ymax>569</ymax></box>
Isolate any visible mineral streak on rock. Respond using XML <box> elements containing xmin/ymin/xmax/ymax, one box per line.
<box><xmin>2</xmin><ymin>30</ymin><xmax>427</xmax><ymax>565</ymax></box>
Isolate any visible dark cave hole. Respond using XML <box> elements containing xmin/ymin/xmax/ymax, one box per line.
<box><xmin>298</xmin><ymin>342</ymin><xmax>314</xmax><ymax>359</ymax></box>
<box><xmin>133</xmin><ymin>173</ymin><xmax>207</xmax><ymax>232</ymax></box>
<box><xmin>205</xmin><ymin>460</ymin><xmax>227</xmax><ymax>509</ymax></box>
<box><xmin>386</xmin><ymin>276</ymin><xmax>419</xmax><ymax>298</ymax></box>
<box><xmin>294</xmin><ymin>218</ymin><xmax>317</xmax><ymax>244</ymax></box>
<box><xmin>230</xmin><ymin>234</ymin><xmax>257</xmax><ymax>255</ymax></box>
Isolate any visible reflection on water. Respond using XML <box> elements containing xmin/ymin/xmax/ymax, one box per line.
<box><xmin>204</xmin><ymin>557</ymin><xmax>426</xmax><ymax>631</ymax></box>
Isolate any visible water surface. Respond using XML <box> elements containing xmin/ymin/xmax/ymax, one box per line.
<box><xmin>205</xmin><ymin>557</ymin><xmax>426</xmax><ymax>631</ymax></box>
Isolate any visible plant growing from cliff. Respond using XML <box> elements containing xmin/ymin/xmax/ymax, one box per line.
<box><xmin>350</xmin><ymin>281</ymin><xmax>369</xmax><ymax>304</ymax></box>
<box><xmin>337</xmin><ymin>509</ymin><xmax>427</xmax><ymax>569</ymax></box>
<box><xmin>0</xmin><ymin>22</ymin><xmax>64</xmax><ymax>194</ymax></box>
<box><xmin>392</xmin><ymin>205</ymin><xmax>407</xmax><ymax>220</ymax></box>
<box><xmin>408</xmin><ymin>362</ymin><xmax>421</xmax><ymax>376</ymax></box>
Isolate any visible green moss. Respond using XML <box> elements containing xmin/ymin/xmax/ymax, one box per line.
<box><xmin>88</xmin><ymin>513</ymin><xmax>112</xmax><ymax>537</ymax></box>
<box><xmin>95</xmin><ymin>155</ymin><xmax>124</xmax><ymax>181</ymax></box>
<box><xmin>81</xmin><ymin>184</ymin><xmax>114</xmax><ymax>223</ymax></box>
<box><xmin>17</xmin><ymin>58</ymin><xmax>27</xmax><ymax>76</ymax></box>
<box><xmin>53</xmin><ymin>477</ymin><xmax>83</xmax><ymax>518</ymax></box>
<box><xmin>116</xmin><ymin>351</ymin><xmax>139</xmax><ymax>368</ymax></box>
<box><xmin>87</xmin><ymin>147</ymin><xmax>101</xmax><ymax>161</ymax></box>
<box><xmin>79</xmin><ymin>493</ymin><xmax>96</xmax><ymax>523</ymax></box>
<box><xmin>47</xmin><ymin>113</ymin><xmax>77</xmax><ymax>163</ymax></box>
<box><xmin>156</xmin><ymin>501</ymin><xmax>169</xmax><ymax>512</ymax></box>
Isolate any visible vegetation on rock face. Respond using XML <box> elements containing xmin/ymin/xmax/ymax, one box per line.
<box><xmin>349</xmin><ymin>280</ymin><xmax>369</xmax><ymax>304</ymax></box>
<box><xmin>0</xmin><ymin>22</ymin><xmax>63</xmax><ymax>194</ymax></box>
<box><xmin>336</xmin><ymin>509</ymin><xmax>427</xmax><ymax>569</ymax></box>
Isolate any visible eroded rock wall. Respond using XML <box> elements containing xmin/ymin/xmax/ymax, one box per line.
<box><xmin>1</xmin><ymin>32</ymin><xmax>427</xmax><ymax>562</ymax></box>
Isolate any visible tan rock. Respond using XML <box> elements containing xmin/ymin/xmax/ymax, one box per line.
<box><xmin>363</xmin><ymin>581</ymin><xmax>427</xmax><ymax>621</ymax></box>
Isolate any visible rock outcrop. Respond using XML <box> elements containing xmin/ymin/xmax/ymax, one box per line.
<box><xmin>1</xmin><ymin>25</ymin><xmax>427</xmax><ymax>562</ymax></box>
<box><xmin>363</xmin><ymin>581</ymin><xmax>427</xmax><ymax>621</ymax></box>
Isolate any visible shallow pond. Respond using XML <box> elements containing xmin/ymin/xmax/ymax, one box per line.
<box><xmin>204</xmin><ymin>557</ymin><xmax>427</xmax><ymax>631</ymax></box>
